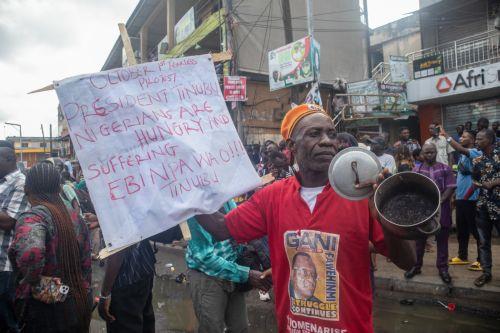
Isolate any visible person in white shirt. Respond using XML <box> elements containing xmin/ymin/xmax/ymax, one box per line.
<box><xmin>425</xmin><ymin>123</ymin><xmax>454</xmax><ymax>166</ymax></box>
<box><xmin>369</xmin><ymin>136</ymin><xmax>396</xmax><ymax>174</ymax></box>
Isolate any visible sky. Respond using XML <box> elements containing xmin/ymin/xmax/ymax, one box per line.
<box><xmin>0</xmin><ymin>0</ymin><xmax>419</xmax><ymax>138</ymax></box>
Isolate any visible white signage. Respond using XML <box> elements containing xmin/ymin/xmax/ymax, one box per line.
<box><xmin>55</xmin><ymin>54</ymin><xmax>261</xmax><ymax>250</ymax></box>
<box><xmin>389</xmin><ymin>55</ymin><xmax>410</xmax><ymax>83</ymax></box>
<box><xmin>407</xmin><ymin>62</ymin><xmax>500</xmax><ymax>103</ymax></box>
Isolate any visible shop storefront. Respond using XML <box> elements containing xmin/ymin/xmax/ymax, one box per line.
<box><xmin>407</xmin><ymin>62</ymin><xmax>500</xmax><ymax>141</ymax></box>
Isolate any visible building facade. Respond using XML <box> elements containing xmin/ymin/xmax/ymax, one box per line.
<box><xmin>406</xmin><ymin>0</ymin><xmax>500</xmax><ymax>142</ymax></box>
<box><xmin>6</xmin><ymin>136</ymin><xmax>62</xmax><ymax>168</ymax></box>
<box><xmin>100</xmin><ymin>0</ymin><xmax>368</xmax><ymax>145</ymax></box>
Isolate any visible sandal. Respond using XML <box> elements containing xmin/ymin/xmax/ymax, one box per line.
<box><xmin>468</xmin><ymin>261</ymin><xmax>482</xmax><ymax>271</ymax></box>
<box><xmin>449</xmin><ymin>257</ymin><xmax>470</xmax><ymax>265</ymax></box>
<box><xmin>474</xmin><ymin>273</ymin><xmax>492</xmax><ymax>287</ymax></box>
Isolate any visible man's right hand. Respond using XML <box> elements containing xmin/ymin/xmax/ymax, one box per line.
<box><xmin>249</xmin><ymin>269</ymin><xmax>272</xmax><ymax>291</ymax></box>
<box><xmin>98</xmin><ymin>296</ymin><xmax>116</xmax><ymax>323</ymax></box>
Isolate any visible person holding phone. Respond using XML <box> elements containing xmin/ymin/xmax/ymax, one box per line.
<box><xmin>425</xmin><ymin>123</ymin><xmax>454</xmax><ymax>167</ymax></box>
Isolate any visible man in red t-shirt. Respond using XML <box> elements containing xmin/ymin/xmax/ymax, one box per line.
<box><xmin>196</xmin><ymin>104</ymin><xmax>416</xmax><ymax>333</ymax></box>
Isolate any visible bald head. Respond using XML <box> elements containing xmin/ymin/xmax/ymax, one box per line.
<box><xmin>421</xmin><ymin>143</ymin><xmax>437</xmax><ymax>164</ymax></box>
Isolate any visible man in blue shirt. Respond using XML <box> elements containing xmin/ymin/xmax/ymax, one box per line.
<box><xmin>443</xmin><ymin>130</ymin><xmax>482</xmax><ymax>270</ymax></box>
<box><xmin>186</xmin><ymin>200</ymin><xmax>271</xmax><ymax>332</ymax></box>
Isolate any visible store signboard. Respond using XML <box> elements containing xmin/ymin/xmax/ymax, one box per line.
<box><xmin>268</xmin><ymin>36</ymin><xmax>320</xmax><ymax>91</ymax></box>
<box><xmin>175</xmin><ymin>7</ymin><xmax>195</xmax><ymax>43</ymax></box>
<box><xmin>223</xmin><ymin>76</ymin><xmax>247</xmax><ymax>101</ymax></box>
<box><xmin>378</xmin><ymin>82</ymin><xmax>408</xmax><ymax>109</ymax></box>
<box><xmin>389</xmin><ymin>55</ymin><xmax>410</xmax><ymax>83</ymax></box>
<box><xmin>407</xmin><ymin>62</ymin><xmax>500</xmax><ymax>102</ymax></box>
<box><xmin>413</xmin><ymin>54</ymin><xmax>443</xmax><ymax>79</ymax></box>
<box><xmin>346</xmin><ymin>79</ymin><xmax>379</xmax><ymax>113</ymax></box>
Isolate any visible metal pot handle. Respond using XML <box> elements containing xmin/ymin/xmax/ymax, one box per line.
<box><xmin>417</xmin><ymin>221</ymin><xmax>441</xmax><ymax>235</ymax></box>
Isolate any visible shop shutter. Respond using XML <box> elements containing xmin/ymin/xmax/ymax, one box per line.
<box><xmin>443</xmin><ymin>98</ymin><xmax>500</xmax><ymax>133</ymax></box>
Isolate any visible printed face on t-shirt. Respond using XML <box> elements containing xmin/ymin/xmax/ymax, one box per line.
<box><xmin>290</xmin><ymin>253</ymin><xmax>318</xmax><ymax>300</ymax></box>
<box><xmin>285</xmin><ymin>230</ymin><xmax>340</xmax><ymax>321</ymax></box>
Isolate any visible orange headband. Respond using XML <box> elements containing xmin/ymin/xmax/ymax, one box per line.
<box><xmin>280</xmin><ymin>104</ymin><xmax>328</xmax><ymax>140</ymax></box>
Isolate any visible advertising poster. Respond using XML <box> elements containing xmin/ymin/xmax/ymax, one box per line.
<box><xmin>378</xmin><ymin>82</ymin><xmax>408</xmax><ymax>110</ymax></box>
<box><xmin>413</xmin><ymin>54</ymin><xmax>443</xmax><ymax>79</ymax></box>
<box><xmin>346</xmin><ymin>79</ymin><xmax>379</xmax><ymax>113</ymax></box>
<box><xmin>268</xmin><ymin>36</ymin><xmax>320</xmax><ymax>91</ymax></box>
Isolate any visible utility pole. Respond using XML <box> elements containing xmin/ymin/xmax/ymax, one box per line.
<box><xmin>49</xmin><ymin>124</ymin><xmax>53</xmax><ymax>157</ymax></box>
<box><xmin>281</xmin><ymin>0</ymin><xmax>299</xmax><ymax>104</ymax></box>
<box><xmin>5</xmin><ymin>122</ymin><xmax>22</xmax><ymax>163</ymax></box>
<box><xmin>40</xmin><ymin>124</ymin><xmax>46</xmax><ymax>155</ymax></box>
<box><xmin>363</xmin><ymin>0</ymin><xmax>372</xmax><ymax>78</ymax></box>
<box><xmin>306</xmin><ymin>0</ymin><xmax>313</xmax><ymax>37</ymax></box>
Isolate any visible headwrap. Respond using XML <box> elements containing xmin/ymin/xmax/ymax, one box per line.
<box><xmin>280</xmin><ymin>104</ymin><xmax>328</xmax><ymax>140</ymax></box>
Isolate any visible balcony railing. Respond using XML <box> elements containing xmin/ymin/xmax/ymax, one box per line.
<box><xmin>406</xmin><ymin>30</ymin><xmax>500</xmax><ymax>73</ymax></box>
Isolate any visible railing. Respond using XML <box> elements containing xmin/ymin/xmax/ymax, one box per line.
<box><xmin>406</xmin><ymin>30</ymin><xmax>500</xmax><ymax>73</ymax></box>
<box><xmin>371</xmin><ymin>62</ymin><xmax>391</xmax><ymax>83</ymax></box>
<box><xmin>333</xmin><ymin>93</ymin><xmax>400</xmax><ymax>130</ymax></box>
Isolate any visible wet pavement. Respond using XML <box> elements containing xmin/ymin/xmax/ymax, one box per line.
<box><xmin>373</xmin><ymin>297</ymin><xmax>500</xmax><ymax>333</ymax></box>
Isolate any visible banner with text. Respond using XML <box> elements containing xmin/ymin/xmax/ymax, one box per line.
<box><xmin>55</xmin><ymin>54</ymin><xmax>261</xmax><ymax>250</ymax></box>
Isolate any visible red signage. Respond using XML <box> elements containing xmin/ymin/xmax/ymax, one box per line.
<box><xmin>436</xmin><ymin>76</ymin><xmax>452</xmax><ymax>93</ymax></box>
<box><xmin>223</xmin><ymin>76</ymin><xmax>247</xmax><ymax>101</ymax></box>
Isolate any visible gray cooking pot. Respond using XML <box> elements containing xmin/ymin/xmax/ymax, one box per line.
<box><xmin>374</xmin><ymin>172</ymin><xmax>441</xmax><ymax>240</ymax></box>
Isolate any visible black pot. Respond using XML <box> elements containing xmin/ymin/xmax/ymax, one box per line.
<box><xmin>374</xmin><ymin>172</ymin><xmax>441</xmax><ymax>240</ymax></box>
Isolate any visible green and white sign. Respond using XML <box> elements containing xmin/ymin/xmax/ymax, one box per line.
<box><xmin>268</xmin><ymin>36</ymin><xmax>320</xmax><ymax>91</ymax></box>
<box><xmin>175</xmin><ymin>7</ymin><xmax>195</xmax><ymax>44</ymax></box>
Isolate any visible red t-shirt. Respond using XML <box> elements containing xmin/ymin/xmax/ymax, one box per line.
<box><xmin>226</xmin><ymin>176</ymin><xmax>388</xmax><ymax>333</ymax></box>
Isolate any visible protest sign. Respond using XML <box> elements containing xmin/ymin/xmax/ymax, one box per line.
<box><xmin>54</xmin><ymin>54</ymin><xmax>261</xmax><ymax>250</ymax></box>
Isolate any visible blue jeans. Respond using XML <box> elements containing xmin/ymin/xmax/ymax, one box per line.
<box><xmin>0</xmin><ymin>271</ymin><xmax>19</xmax><ymax>332</ymax></box>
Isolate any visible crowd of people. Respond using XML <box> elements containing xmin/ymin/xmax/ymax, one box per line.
<box><xmin>0</xmin><ymin>107</ymin><xmax>498</xmax><ymax>333</ymax></box>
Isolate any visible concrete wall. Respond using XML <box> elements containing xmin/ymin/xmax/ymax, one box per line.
<box><xmin>381</xmin><ymin>32</ymin><xmax>421</xmax><ymax>62</ymax></box>
<box><xmin>235</xmin><ymin>0</ymin><xmax>368</xmax><ymax>84</ymax></box>
<box><xmin>370</xmin><ymin>14</ymin><xmax>421</xmax><ymax>62</ymax></box>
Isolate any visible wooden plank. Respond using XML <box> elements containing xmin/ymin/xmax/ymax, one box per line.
<box><xmin>140</xmin><ymin>26</ymin><xmax>149</xmax><ymax>63</ymax></box>
<box><xmin>166</xmin><ymin>0</ymin><xmax>175</xmax><ymax>50</ymax></box>
<box><xmin>28</xmin><ymin>83</ymin><xmax>54</xmax><ymax>94</ymax></box>
<box><xmin>211</xmin><ymin>50</ymin><xmax>232</xmax><ymax>63</ymax></box>
<box><xmin>179</xmin><ymin>221</ymin><xmax>192</xmax><ymax>241</ymax></box>
<box><xmin>118</xmin><ymin>23</ymin><xmax>137</xmax><ymax>66</ymax></box>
